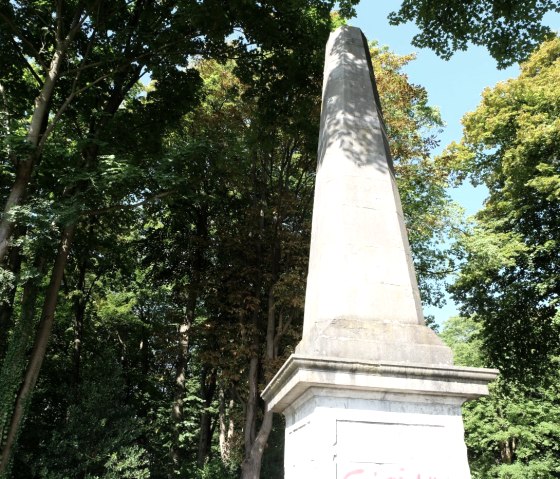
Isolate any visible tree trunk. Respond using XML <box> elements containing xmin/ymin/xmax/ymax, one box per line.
<box><xmin>243</xmin><ymin>355</ymin><xmax>259</xmax><ymax>456</ymax></box>
<box><xmin>500</xmin><ymin>437</ymin><xmax>516</xmax><ymax>464</ymax></box>
<box><xmin>0</xmin><ymin>223</ymin><xmax>75</xmax><ymax>476</ymax></box>
<box><xmin>0</xmin><ymin>47</ymin><xmax>67</xmax><ymax>265</ymax></box>
<box><xmin>197</xmin><ymin>368</ymin><xmax>217</xmax><ymax>467</ymax></box>
<box><xmin>170</xmin><ymin>319</ymin><xmax>191</xmax><ymax>475</ymax></box>
<box><xmin>0</xmin><ymin>11</ymin><xmax>139</xmax><ymax>472</ymax></box>
<box><xmin>219</xmin><ymin>389</ymin><xmax>235</xmax><ymax>464</ymax></box>
<box><xmin>240</xmin><ymin>284</ymin><xmax>279</xmax><ymax>479</ymax></box>
<box><xmin>170</xmin><ymin>207</ymin><xmax>208</xmax><ymax>474</ymax></box>
<box><xmin>0</xmin><ymin>242</ymin><xmax>23</xmax><ymax>363</ymax></box>
<box><xmin>0</xmin><ymin>4</ymin><xmax>86</xmax><ymax>265</ymax></box>
<box><xmin>0</xmin><ymin>256</ymin><xmax>45</xmax><ymax>466</ymax></box>
<box><xmin>240</xmin><ymin>409</ymin><xmax>274</xmax><ymax>479</ymax></box>
<box><xmin>72</xmin><ymin>257</ymin><xmax>88</xmax><ymax>400</ymax></box>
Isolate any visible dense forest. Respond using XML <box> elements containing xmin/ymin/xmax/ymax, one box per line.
<box><xmin>0</xmin><ymin>1</ymin><xmax>559</xmax><ymax>478</ymax></box>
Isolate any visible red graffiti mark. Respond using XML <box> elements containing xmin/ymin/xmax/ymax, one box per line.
<box><xmin>343</xmin><ymin>469</ymin><xmax>364</xmax><ymax>479</ymax></box>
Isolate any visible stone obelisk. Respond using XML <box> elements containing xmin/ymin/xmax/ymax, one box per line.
<box><xmin>262</xmin><ymin>26</ymin><xmax>498</xmax><ymax>479</ymax></box>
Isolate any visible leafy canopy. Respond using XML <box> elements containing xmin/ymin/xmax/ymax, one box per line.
<box><xmin>389</xmin><ymin>0</ymin><xmax>560</xmax><ymax>67</ymax></box>
<box><xmin>449</xmin><ymin>37</ymin><xmax>560</xmax><ymax>381</ymax></box>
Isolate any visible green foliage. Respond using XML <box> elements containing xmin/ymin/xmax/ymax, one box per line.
<box><xmin>389</xmin><ymin>0</ymin><xmax>560</xmax><ymax>67</ymax></box>
<box><xmin>0</xmin><ymin>1</ymin><xmax>362</xmax><ymax>475</ymax></box>
<box><xmin>13</xmin><ymin>348</ymin><xmax>146</xmax><ymax>478</ymax></box>
<box><xmin>449</xmin><ymin>37</ymin><xmax>560</xmax><ymax>382</ymax></box>
<box><xmin>101</xmin><ymin>445</ymin><xmax>150</xmax><ymax>479</ymax></box>
<box><xmin>441</xmin><ymin>317</ymin><xmax>560</xmax><ymax>478</ymax></box>
<box><xmin>439</xmin><ymin>316</ymin><xmax>485</xmax><ymax>368</ymax></box>
<box><xmin>195</xmin><ymin>459</ymin><xmax>238</xmax><ymax>479</ymax></box>
<box><xmin>464</xmin><ymin>378</ymin><xmax>560</xmax><ymax>478</ymax></box>
<box><xmin>0</xmin><ymin>268</ymin><xmax>14</xmax><ymax>305</ymax></box>
<box><xmin>0</xmin><ymin>2</ymin><xmax>460</xmax><ymax>477</ymax></box>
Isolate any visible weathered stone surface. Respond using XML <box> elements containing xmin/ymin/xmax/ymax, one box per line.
<box><xmin>302</xmin><ymin>24</ymin><xmax>423</xmax><ymax>332</ymax></box>
<box><xmin>262</xmin><ymin>356</ymin><xmax>498</xmax><ymax>478</ymax></box>
<box><xmin>282</xmin><ymin>388</ymin><xmax>472</xmax><ymax>479</ymax></box>
<box><xmin>297</xmin><ymin>318</ymin><xmax>453</xmax><ymax>365</ymax></box>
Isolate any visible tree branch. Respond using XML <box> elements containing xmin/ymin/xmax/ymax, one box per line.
<box><xmin>21</xmin><ymin>57</ymin><xmax>43</xmax><ymax>87</ymax></box>
<box><xmin>62</xmin><ymin>37</ymin><xmax>188</xmax><ymax>78</ymax></box>
<box><xmin>63</xmin><ymin>5</ymin><xmax>87</xmax><ymax>45</ymax></box>
<box><xmin>55</xmin><ymin>0</ymin><xmax>63</xmax><ymax>44</ymax></box>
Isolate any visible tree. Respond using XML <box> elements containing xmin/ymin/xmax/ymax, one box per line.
<box><xmin>447</xmin><ymin>36</ymin><xmax>560</xmax><ymax>382</ymax></box>
<box><xmin>0</xmin><ymin>0</ymin><xmax>206</xmax><ymax>266</ymax></box>
<box><xmin>370</xmin><ymin>42</ymin><xmax>457</xmax><ymax>313</ymax></box>
<box><xmin>389</xmin><ymin>0</ymin><xmax>560</xmax><ymax>67</ymax></box>
<box><xmin>440</xmin><ymin>316</ymin><xmax>560</xmax><ymax>479</ymax></box>
<box><xmin>0</xmin><ymin>2</ymin><xmax>362</xmax><ymax>475</ymax></box>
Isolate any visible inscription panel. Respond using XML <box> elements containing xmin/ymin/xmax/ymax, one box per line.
<box><xmin>336</xmin><ymin>420</ymin><xmax>449</xmax><ymax>479</ymax></box>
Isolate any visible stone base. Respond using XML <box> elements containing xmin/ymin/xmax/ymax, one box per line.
<box><xmin>296</xmin><ymin>318</ymin><xmax>454</xmax><ymax>365</ymax></box>
<box><xmin>262</xmin><ymin>355</ymin><xmax>498</xmax><ymax>479</ymax></box>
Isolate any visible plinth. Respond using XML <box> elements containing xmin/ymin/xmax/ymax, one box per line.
<box><xmin>263</xmin><ymin>357</ymin><xmax>497</xmax><ymax>478</ymax></box>
<box><xmin>263</xmin><ymin>25</ymin><xmax>498</xmax><ymax>479</ymax></box>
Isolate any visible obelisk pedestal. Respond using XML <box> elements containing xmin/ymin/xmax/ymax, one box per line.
<box><xmin>262</xmin><ymin>26</ymin><xmax>497</xmax><ymax>479</ymax></box>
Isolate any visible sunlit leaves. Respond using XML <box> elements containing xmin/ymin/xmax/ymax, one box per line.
<box><xmin>450</xmin><ymin>37</ymin><xmax>560</xmax><ymax>381</ymax></box>
<box><xmin>389</xmin><ymin>0</ymin><xmax>560</xmax><ymax>68</ymax></box>
<box><xmin>441</xmin><ymin>317</ymin><xmax>560</xmax><ymax>478</ymax></box>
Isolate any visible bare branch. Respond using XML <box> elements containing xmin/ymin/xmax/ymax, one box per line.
<box><xmin>41</xmin><ymin>24</ymin><xmax>97</xmax><ymax>138</ymax></box>
<box><xmin>37</xmin><ymin>33</ymin><xmax>189</xmax><ymax>148</ymax></box>
<box><xmin>63</xmin><ymin>37</ymin><xmax>188</xmax><ymax>78</ymax></box>
<box><xmin>273</xmin><ymin>313</ymin><xmax>294</xmax><ymax>352</ymax></box>
<box><xmin>84</xmin><ymin>272</ymin><xmax>101</xmax><ymax>304</ymax></box>
<box><xmin>63</xmin><ymin>5</ymin><xmax>86</xmax><ymax>45</ymax></box>
<box><xmin>416</xmin><ymin>266</ymin><xmax>458</xmax><ymax>276</ymax></box>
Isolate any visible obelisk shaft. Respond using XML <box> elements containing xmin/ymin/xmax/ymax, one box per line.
<box><xmin>296</xmin><ymin>26</ymin><xmax>451</xmax><ymax>364</ymax></box>
<box><xmin>303</xmin><ymin>27</ymin><xmax>423</xmax><ymax>333</ymax></box>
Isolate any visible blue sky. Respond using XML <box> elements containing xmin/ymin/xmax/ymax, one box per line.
<box><xmin>350</xmin><ymin>1</ymin><xmax>560</xmax><ymax>325</ymax></box>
